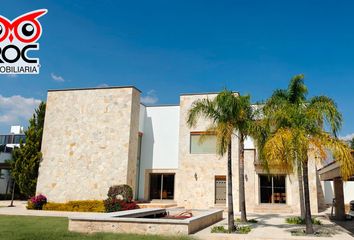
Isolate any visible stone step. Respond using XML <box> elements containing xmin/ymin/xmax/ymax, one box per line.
<box><xmin>253</xmin><ymin>204</ymin><xmax>293</xmax><ymax>213</ymax></box>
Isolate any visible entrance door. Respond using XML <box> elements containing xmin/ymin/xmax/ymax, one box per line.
<box><xmin>149</xmin><ymin>173</ymin><xmax>175</xmax><ymax>200</ymax></box>
<box><xmin>215</xmin><ymin>176</ymin><xmax>226</xmax><ymax>204</ymax></box>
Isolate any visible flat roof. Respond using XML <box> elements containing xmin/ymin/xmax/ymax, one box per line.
<box><xmin>48</xmin><ymin>85</ymin><xmax>141</xmax><ymax>93</ymax></box>
<box><xmin>180</xmin><ymin>91</ymin><xmax>240</xmax><ymax>96</ymax></box>
<box><xmin>141</xmin><ymin>103</ymin><xmax>179</xmax><ymax>107</ymax></box>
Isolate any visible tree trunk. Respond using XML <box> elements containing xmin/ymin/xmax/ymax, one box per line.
<box><xmin>239</xmin><ymin>134</ymin><xmax>247</xmax><ymax>222</ymax></box>
<box><xmin>296</xmin><ymin>158</ymin><xmax>305</xmax><ymax>219</ymax></box>
<box><xmin>227</xmin><ymin>141</ymin><xmax>236</xmax><ymax>232</ymax></box>
<box><xmin>302</xmin><ymin>158</ymin><xmax>314</xmax><ymax>234</ymax></box>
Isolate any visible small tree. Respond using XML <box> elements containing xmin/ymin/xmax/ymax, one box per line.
<box><xmin>11</xmin><ymin>102</ymin><xmax>46</xmax><ymax>197</ymax></box>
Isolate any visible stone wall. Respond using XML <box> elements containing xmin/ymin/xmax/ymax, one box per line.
<box><xmin>36</xmin><ymin>87</ymin><xmax>140</xmax><ymax>202</ymax></box>
<box><xmin>175</xmin><ymin>93</ymin><xmax>240</xmax><ymax>209</ymax></box>
<box><xmin>175</xmin><ymin>92</ymin><xmax>320</xmax><ymax>214</ymax></box>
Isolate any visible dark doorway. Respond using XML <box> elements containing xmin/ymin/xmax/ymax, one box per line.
<box><xmin>260</xmin><ymin>175</ymin><xmax>286</xmax><ymax>204</ymax></box>
<box><xmin>149</xmin><ymin>173</ymin><xmax>175</xmax><ymax>200</ymax></box>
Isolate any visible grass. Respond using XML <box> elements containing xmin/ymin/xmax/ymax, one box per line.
<box><xmin>210</xmin><ymin>225</ymin><xmax>251</xmax><ymax>234</ymax></box>
<box><xmin>0</xmin><ymin>215</ymin><xmax>193</xmax><ymax>240</ymax></box>
<box><xmin>285</xmin><ymin>216</ymin><xmax>322</xmax><ymax>225</ymax></box>
<box><xmin>291</xmin><ymin>229</ymin><xmax>332</xmax><ymax>237</ymax></box>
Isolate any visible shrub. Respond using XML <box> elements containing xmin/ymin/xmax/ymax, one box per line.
<box><xmin>211</xmin><ymin>225</ymin><xmax>228</xmax><ymax>233</ymax></box>
<box><xmin>104</xmin><ymin>184</ymin><xmax>138</xmax><ymax>212</ymax></box>
<box><xmin>236</xmin><ymin>225</ymin><xmax>251</xmax><ymax>234</ymax></box>
<box><xmin>119</xmin><ymin>200</ymin><xmax>139</xmax><ymax>210</ymax></box>
<box><xmin>285</xmin><ymin>216</ymin><xmax>322</xmax><ymax>225</ymax></box>
<box><xmin>103</xmin><ymin>198</ymin><xmax>122</xmax><ymax>212</ymax></box>
<box><xmin>103</xmin><ymin>198</ymin><xmax>139</xmax><ymax>212</ymax></box>
<box><xmin>211</xmin><ymin>225</ymin><xmax>251</xmax><ymax>234</ymax></box>
<box><xmin>27</xmin><ymin>194</ymin><xmax>47</xmax><ymax>210</ymax></box>
<box><xmin>107</xmin><ymin>184</ymin><xmax>133</xmax><ymax>201</ymax></box>
<box><xmin>43</xmin><ymin>200</ymin><xmax>105</xmax><ymax>212</ymax></box>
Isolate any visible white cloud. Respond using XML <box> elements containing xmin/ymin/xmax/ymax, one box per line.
<box><xmin>0</xmin><ymin>95</ymin><xmax>41</xmax><ymax>124</ymax></box>
<box><xmin>340</xmin><ymin>133</ymin><xmax>354</xmax><ymax>141</ymax></box>
<box><xmin>51</xmin><ymin>73</ymin><xmax>65</xmax><ymax>82</ymax></box>
<box><xmin>141</xmin><ymin>90</ymin><xmax>158</xmax><ymax>105</ymax></box>
<box><xmin>96</xmin><ymin>83</ymin><xmax>109</xmax><ymax>88</ymax></box>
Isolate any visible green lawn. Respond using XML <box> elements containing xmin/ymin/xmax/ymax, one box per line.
<box><xmin>0</xmin><ymin>215</ymin><xmax>193</xmax><ymax>240</ymax></box>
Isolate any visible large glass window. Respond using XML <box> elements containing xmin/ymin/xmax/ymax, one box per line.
<box><xmin>13</xmin><ymin>135</ymin><xmax>25</xmax><ymax>144</ymax></box>
<box><xmin>149</xmin><ymin>173</ymin><xmax>175</xmax><ymax>200</ymax></box>
<box><xmin>259</xmin><ymin>175</ymin><xmax>286</xmax><ymax>204</ymax></box>
<box><xmin>190</xmin><ymin>133</ymin><xmax>217</xmax><ymax>154</ymax></box>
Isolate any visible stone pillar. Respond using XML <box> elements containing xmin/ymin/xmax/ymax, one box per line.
<box><xmin>334</xmin><ymin>177</ymin><xmax>345</xmax><ymax>220</ymax></box>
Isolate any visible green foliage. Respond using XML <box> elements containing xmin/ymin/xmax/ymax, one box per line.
<box><xmin>104</xmin><ymin>198</ymin><xmax>122</xmax><ymax>212</ymax></box>
<box><xmin>256</xmin><ymin>74</ymin><xmax>354</xmax><ymax>180</ymax></box>
<box><xmin>0</xmin><ymin>215</ymin><xmax>193</xmax><ymax>240</ymax></box>
<box><xmin>187</xmin><ymin>89</ymin><xmax>254</xmax><ymax>228</ymax></box>
<box><xmin>43</xmin><ymin>200</ymin><xmax>105</xmax><ymax>212</ymax></box>
<box><xmin>236</xmin><ymin>225</ymin><xmax>251</xmax><ymax>234</ymax></box>
<box><xmin>10</xmin><ymin>102</ymin><xmax>46</xmax><ymax>197</ymax></box>
<box><xmin>211</xmin><ymin>225</ymin><xmax>228</xmax><ymax>233</ymax></box>
<box><xmin>285</xmin><ymin>217</ymin><xmax>321</xmax><ymax>225</ymax></box>
<box><xmin>104</xmin><ymin>185</ymin><xmax>138</xmax><ymax>212</ymax></box>
<box><xmin>254</xmin><ymin>75</ymin><xmax>354</xmax><ymax>235</ymax></box>
<box><xmin>211</xmin><ymin>225</ymin><xmax>251</xmax><ymax>234</ymax></box>
<box><xmin>350</xmin><ymin>137</ymin><xmax>354</xmax><ymax>150</ymax></box>
<box><xmin>187</xmin><ymin>90</ymin><xmax>254</xmax><ymax>156</ymax></box>
<box><xmin>107</xmin><ymin>184</ymin><xmax>133</xmax><ymax>201</ymax></box>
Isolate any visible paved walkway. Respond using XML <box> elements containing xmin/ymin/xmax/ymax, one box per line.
<box><xmin>0</xmin><ymin>201</ymin><xmax>353</xmax><ymax>239</ymax></box>
<box><xmin>194</xmin><ymin>212</ymin><xmax>354</xmax><ymax>240</ymax></box>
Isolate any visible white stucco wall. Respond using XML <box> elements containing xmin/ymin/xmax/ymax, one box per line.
<box><xmin>139</xmin><ymin>104</ymin><xmax>145</xmax><ymax>132</ymax></box>
<box><xmin>137</xmin><ymin>105</ymin><xmax>180</xmax><ymax>199</ymax></box>
<box><xmin>322</xmin><ymin>181</ymin><xmax>354</xmax><ymax>204</ymax></box>
<box><xmin>244</xmin><ymin>136</ymin><xmax>255</xmax><ymax>149</ymax></box>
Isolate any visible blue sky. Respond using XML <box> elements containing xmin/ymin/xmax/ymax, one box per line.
<box><xmin>0</xmin><ymin>0</ymin><xmax>354</xmax><ymax>138</ymax></box>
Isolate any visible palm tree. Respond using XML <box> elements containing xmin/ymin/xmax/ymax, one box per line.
<box><xmin>257</xmin><ymin>75</ymin><xmax>354</xmax><ymax>234</ymax></box>
<box><xmin>187</xmin><ymin>89</ymin><xmax>253</xmax><ymax>231</ymax></box>
<box><xmin>262</xmin><ymin>75</ymin><xmax>307</xmax><ymax>218</ymax></box>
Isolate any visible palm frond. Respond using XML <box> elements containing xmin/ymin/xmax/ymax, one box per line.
<box><xmin>307</xmin><ymin>96</ymin><xmax>342</xmax><ymax>137</ymax></box>
<box><xmin>287</xmin><ymin>74</ymin><xmax>307</xmax><ymax>104</ymax></box>
<box><xmin>263</xmin><ymin>128</ymin><xmax>295</xmax><ymax>173</ymax></box>
<box><xmin>315</xmin><ymin>133</ymin><xmax>354</xmax><ymax>180</ymax></box>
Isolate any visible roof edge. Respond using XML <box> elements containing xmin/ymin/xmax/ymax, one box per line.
<box><xmin>180</xmin><ymin>91</ymin><xmax>240</xmax><ymax>96</ymax></box>
<box><xmin>48</xmin><ymin>85</ymin><xmax>141</xmax><ymax>93</ymax></box>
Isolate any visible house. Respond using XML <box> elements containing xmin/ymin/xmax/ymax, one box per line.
<box><xmin>36</xmin><ymin>86</ymin><xmax>325</xmax><ymax>214</ymax></box>
<box><xmin>0</xmin><ymin>125</ymin><xmax>25</xmax><ymax>195</ymax></box>
<box><xmin>318</xmin><ymin>151</ymin><xmax>354</xmax><ymax>219</ymax></box>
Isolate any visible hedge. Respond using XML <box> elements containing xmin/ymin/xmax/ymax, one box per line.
<box><xmin>43</xmin><ymin>200</ymin><xmax>105</xmax><ymax>212</ymax></box>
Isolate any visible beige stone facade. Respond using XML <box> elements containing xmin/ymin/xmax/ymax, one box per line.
<box><xmin>174</xmin><ymin>93</ymin><xmax>321</xmax><ymax>214</ymax></box>
<box><xmin>37</xmin><ymin>87</ymin><xmax>324</xmax><ymax>214</ymax></box>
<box><xmin>36</xmin><ymin>87</ymin><xmax>140</xmax><ymax>202</ymax></box>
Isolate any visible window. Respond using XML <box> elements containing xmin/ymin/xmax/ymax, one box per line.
<box><xmin>149</xmin><ymin>173</ymin><xmax>175</xmax><ymax>200</ymax></box>
<box><xmin>13</xmin><ymin>135</ymin><xmax>25</xmax><ymax>144</ymax></box>
<box><xmin>135</xmin><ymin>134</ymin><xmax>143</xmax><ymax>198</ymax></box>
<box><xmin>259</xmin><ymin>175</ymin><xmax>286</xmax><ymax>204</ymax></box>
<box><xmin>190</xmin><ymin>133</ymin><xmax>217</xmax><ymax>154</ymax></box>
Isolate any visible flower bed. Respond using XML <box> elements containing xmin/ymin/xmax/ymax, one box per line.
<box><xmin>43</xmin><ymin>200</ymin><xmax>105</xmax><ymax>212</ymax></box>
